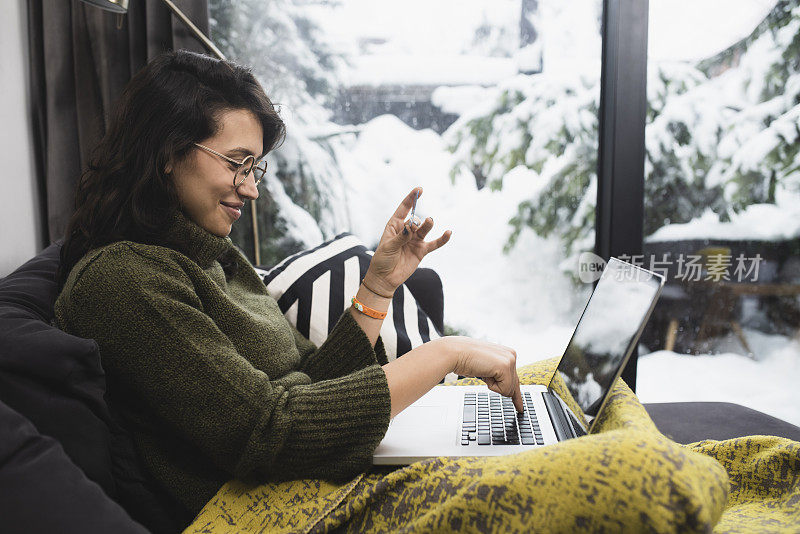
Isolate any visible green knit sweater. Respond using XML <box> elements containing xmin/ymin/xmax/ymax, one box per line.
<box><xmin>54</xmin><ymin>209</ymin><xmax>392</xmax><ymax>517</ymax></box>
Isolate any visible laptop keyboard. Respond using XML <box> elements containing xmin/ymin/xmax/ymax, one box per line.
<box><xmin>461</xmin><ymin>391</ymin><xmax>544</xmax><ymax>446</ymax></box>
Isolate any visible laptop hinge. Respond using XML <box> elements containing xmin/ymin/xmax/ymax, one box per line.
<box><xmin>542</xmin><ymin>391</ymin><xmax>577</xmax><ymax>441</ymax></box>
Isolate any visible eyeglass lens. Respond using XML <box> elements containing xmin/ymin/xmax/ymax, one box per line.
<box><xmin>234</xmin><ymin>156</ymin><xmax>267</xmax><ymax>187</ymax></box>
<box><xmin>234</xmin><ymin>155</ymin><xmax>255</xmax><ymax>187</ymax></box>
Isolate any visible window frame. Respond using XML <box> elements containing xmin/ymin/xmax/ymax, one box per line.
<box><xmin>595</xmin><ymin>0</ymin><xmax>650</xmax><ymax>391</ymax></box>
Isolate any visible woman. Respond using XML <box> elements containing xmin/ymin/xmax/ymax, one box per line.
<box><xmin>54</xmin><ymin>50</ymin><xmax>523</xmax><ymax>528</ymax></box>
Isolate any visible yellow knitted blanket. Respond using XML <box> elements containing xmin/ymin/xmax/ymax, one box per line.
<box><xmin>185</xmin><ymin>358</ymin><xmax>800</xmax><ymax>533</ymax></box>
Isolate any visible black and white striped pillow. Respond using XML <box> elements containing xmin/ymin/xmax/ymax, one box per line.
<box><xmin>255</xmin><ymin>233</ymin><xmax>447</xmax><ymax>366</ymax></box>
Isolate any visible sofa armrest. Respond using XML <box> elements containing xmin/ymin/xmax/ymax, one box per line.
<box><xmin>644</xmin><ymin>402</ymin><xmax>800</xmax><ymax>444</ymax></box>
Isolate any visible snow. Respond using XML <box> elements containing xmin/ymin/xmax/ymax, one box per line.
<box><xmin>330</xmin><ymin>115</ymin><xmax>800</xmax><ymax>427</ymax></box>
<box><xmin>638</xmin><ymin>331</ymin><xmax>800</xmax><ymax>428</ymax></box>
<box><xmin>304</xmin><ymin>0</ymin><xmax>521</xmax><ymax>57</ymax></box>
<box><xmin>305</xmin><ymin>0</ymin><xmax>779</xmax><ymax>88</ymax></box>
<box><xmin>647</xmin><ymin>201</ymin><xmax>800</xmax><ymax>242</ymax></box>
<box><xmin>263</xmin><ymin>172</ymin><xmax>324</xmax><ymax>246</ymax></box>
<box><xmin>342</xmin><ymin>55</ymin><xmax>517</xmax><ymax>87</ymax></box>
<box><xmin>331</xmin><ymin>114</ymin><xmax>588</xmax><ymax>355</ymax></box>
<box><xmin>648</xmin><ymin>0</ymin><xmax>778</xmax><ymax>61</ymax></box>
<box><xmin>307</xmin><ymin>0</ymin><xmax>603</xmax><ymax>86</ymax></box>
<box><xmin>515</xmin><ymin>42</ymin><xmax>543</xmax><ymax>73</ymax></box>
<box><xmin>431</xmin><ymin>85</ymin><xmax>498</xmax><ymax>116</ymax></box>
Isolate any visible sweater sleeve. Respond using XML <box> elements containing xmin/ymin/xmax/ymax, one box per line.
<box><xmin>55</xmin><ymin>246</ymin><xmax>391</xmax><ymax>484</ymax></box>
<box><xmin>293</xmin><ymin>312</ymin><xmax>390</xmax><ymax>381</ymax></box>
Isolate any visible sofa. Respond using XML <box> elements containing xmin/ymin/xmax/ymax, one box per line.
<box><xmin>2</xmin><ymin>242</ymin><xmax>799</xmax><ymax>533</ymax></box>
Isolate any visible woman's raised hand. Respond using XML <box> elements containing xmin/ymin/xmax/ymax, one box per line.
<box><xmin>363</xmin><ymin>187</ymin><xmax>451</xmax><ymax>296</ymax></box>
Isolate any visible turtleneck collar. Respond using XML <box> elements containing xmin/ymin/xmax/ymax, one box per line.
<box><xmin>163</xmin><ymin>209</ymin><xmax>235</xmax><ymax>269</ymax></box>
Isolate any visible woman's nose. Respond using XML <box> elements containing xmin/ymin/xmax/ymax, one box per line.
<box><xmin>236</xmin><ymin>174</ymin><xmax>259</xmax><ymax>200</ymax></box>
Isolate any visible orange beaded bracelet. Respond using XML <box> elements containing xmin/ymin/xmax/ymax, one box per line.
<box><xmin>351</xmin><ymin>296</ymin><xmax>388</xmax><ymax>319</ymax></box>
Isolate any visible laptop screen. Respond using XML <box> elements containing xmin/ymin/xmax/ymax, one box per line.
<box><xmin>548</xmin><ymin>258</ymin><xmax>664</xmax><ymax>418</ymax></box>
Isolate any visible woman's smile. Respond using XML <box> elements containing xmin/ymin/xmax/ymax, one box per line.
<box><xmin>220</xmin><ymin>200</ymin><xmax>243</xmax><ymax>221</ymax></box>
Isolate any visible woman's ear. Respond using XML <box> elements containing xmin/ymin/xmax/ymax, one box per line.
<box><xmin>163</xmin><ymin>150</ymin><xmax>177</xmax><ymax>175</ymax></box>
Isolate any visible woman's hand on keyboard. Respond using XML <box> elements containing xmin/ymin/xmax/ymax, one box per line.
<box><xmin>447</xmin><ymin>337</ymin><xmax>524</xmax><ymax>413</ymax></box>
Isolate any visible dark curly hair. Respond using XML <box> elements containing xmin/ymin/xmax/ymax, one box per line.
<box><xmin>56</xmin><ymin>49</ymin><xmax>285</xmax><ymax>292</ymax></box>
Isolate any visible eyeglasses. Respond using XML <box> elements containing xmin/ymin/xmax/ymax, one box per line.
<box><xmin>193</xmin><ymin>143</ymin><xmax>268</xmax><ymax>187</ymax></box>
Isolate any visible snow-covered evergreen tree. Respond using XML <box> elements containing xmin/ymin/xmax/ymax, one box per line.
<box><xmin>210</xmin><ymin>0</ymin><xmax>343</xmax><ymax>107</ymax></box>
<box><xmin>445</xmin><ymin>71</ymin><xmax>600</xmax><ymax>255</ymax></box>
<box><xmin>699</xmin><ymin>1</ymin><xmax>800</xmax><ymax>209</ymax></box>
<box><xmin>209</xmin><ymin>0</ymin><xmax>350</xmax><ymax>266</ymax></box>
<box><xmin>446</xmin><ymin>0</ymin><xmax>800</xmax><ymax>260</ymax></box>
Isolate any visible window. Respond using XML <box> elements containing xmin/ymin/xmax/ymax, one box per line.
<box><xmin>211</xmin><ymin>0</ymin><xmax>606</xmax><ymax>362</ymax></box>
<box><xmin>637</xmin><ymin>1</ymin><xmax>800</xmax><ymax>426</ymax></box>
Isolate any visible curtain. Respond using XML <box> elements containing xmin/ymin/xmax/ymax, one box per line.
<box><xmin>28</xmin><ymin>0</ymin><xmax>211</xmax><ymax>246</ymax></box>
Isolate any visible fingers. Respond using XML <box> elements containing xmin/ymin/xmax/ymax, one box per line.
<box><xmin>426</xmin><ymin>230</ymin><xmax>452</xmax><ymax>253</ymax></box>
<box><xmin>413</xmin><ymin>216</ymin><xmax>434</xmax><ymax>239</ymax></box>
<box><xmin>481</xmin><ymin>363</ymin><xmax>523</xmax><ymax>411</ymax></box>
<box><xmin>385</xmin><ymin>187</ymin><xmax>453</xmax><ymax>255</ymax></box>
<box><xmin>512</xmin><ymin>378</ymin><xmax>524</xmax><ymax>413</ymax></box>
<box><xmin>408</xmin><ymin>217</ymin><xmax>452</xmax><ymax>249</ymax></box>
<box><xmin>500</xmin><ymin>349</ymin><xmax>523</xmax><ymax>413</ymax></box>
<box><xmin>399</xmin><ymin>219</ymin><xmax>417</xmax><ymax>242</ymax></box>
<box><xmin>503</xmin><ymin>351</ymin><xmax>524</xmax><ymax>413</ymax></box>
<box><xmin>484</xmin><ymin>376</ymin><xmax>523</xmax><ymax>413</ymax></box>
<box><xmin>390</xmin><ymin>187</ymin><xmax>422</xmax><ymax>222</ymax></box>
<box><xmin>398</xmin><ymin>215</ymin><xmax>452</xmax><ymax>257</ymax></box>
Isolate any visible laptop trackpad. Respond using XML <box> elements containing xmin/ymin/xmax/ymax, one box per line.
<box><xmin>390</xmin><ymin>406</ymin><xmax>448</xmax><ymax>428</ymax></box>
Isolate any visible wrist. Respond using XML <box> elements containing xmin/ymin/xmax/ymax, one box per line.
<box><xmin>354</xmin><ymin>284</ymin><xmax>391</xmax><ymax>315</ymax></box>
<box><xmin>362</xmin><ymin>272</ymin><xmax>395</xmax><ymax>298</ymax></box>
<box><xmin>433</xmin><ymin>337</ymin><xmax>460</xmax><ymax>374</ymax></box>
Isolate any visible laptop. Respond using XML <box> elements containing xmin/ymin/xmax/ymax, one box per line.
<box><xmin>372</xmin><ymin>257</ymin><xmax>665</xmax><ymax>464</ymax></box>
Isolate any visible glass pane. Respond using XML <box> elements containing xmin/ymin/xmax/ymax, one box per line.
<box><xmin>638</xmin><ymin>1</ymin><xmax>800</xmax><ymax>427</ymax></box>
<box><xmin>211</xmin><ymin>0</ymin><xmax>604</xmax><ymax>368</ymax></box>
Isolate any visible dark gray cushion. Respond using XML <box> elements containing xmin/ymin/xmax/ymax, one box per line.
<box><xmin>644</xmin><ymin>402</ymin><xmax>800</xmax><ymax>444</ymax></box>
<box><xmin>0</xmin><ymin>242</ymin><xmax>182</xmax><ymax>533</ymax></box>
<box><xmin>0</xmin><ymin>398</ymin><xmax>148</xmax><ymax>533</ymax></box>
<box><xmin>0</xmin><ymin>241</ymin><xmax>115</xmax><ymax>494</ymax></box>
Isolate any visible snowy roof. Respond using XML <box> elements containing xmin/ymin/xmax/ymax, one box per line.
<box><xmin>341</xmin><ymin>54</ymin><xmax>518</xmax><ymax>87</ymax></box>
<box><xmin>646</xmin><ymin>203</ymin><xmax>800</xmax><ymax>242</ymax></box>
